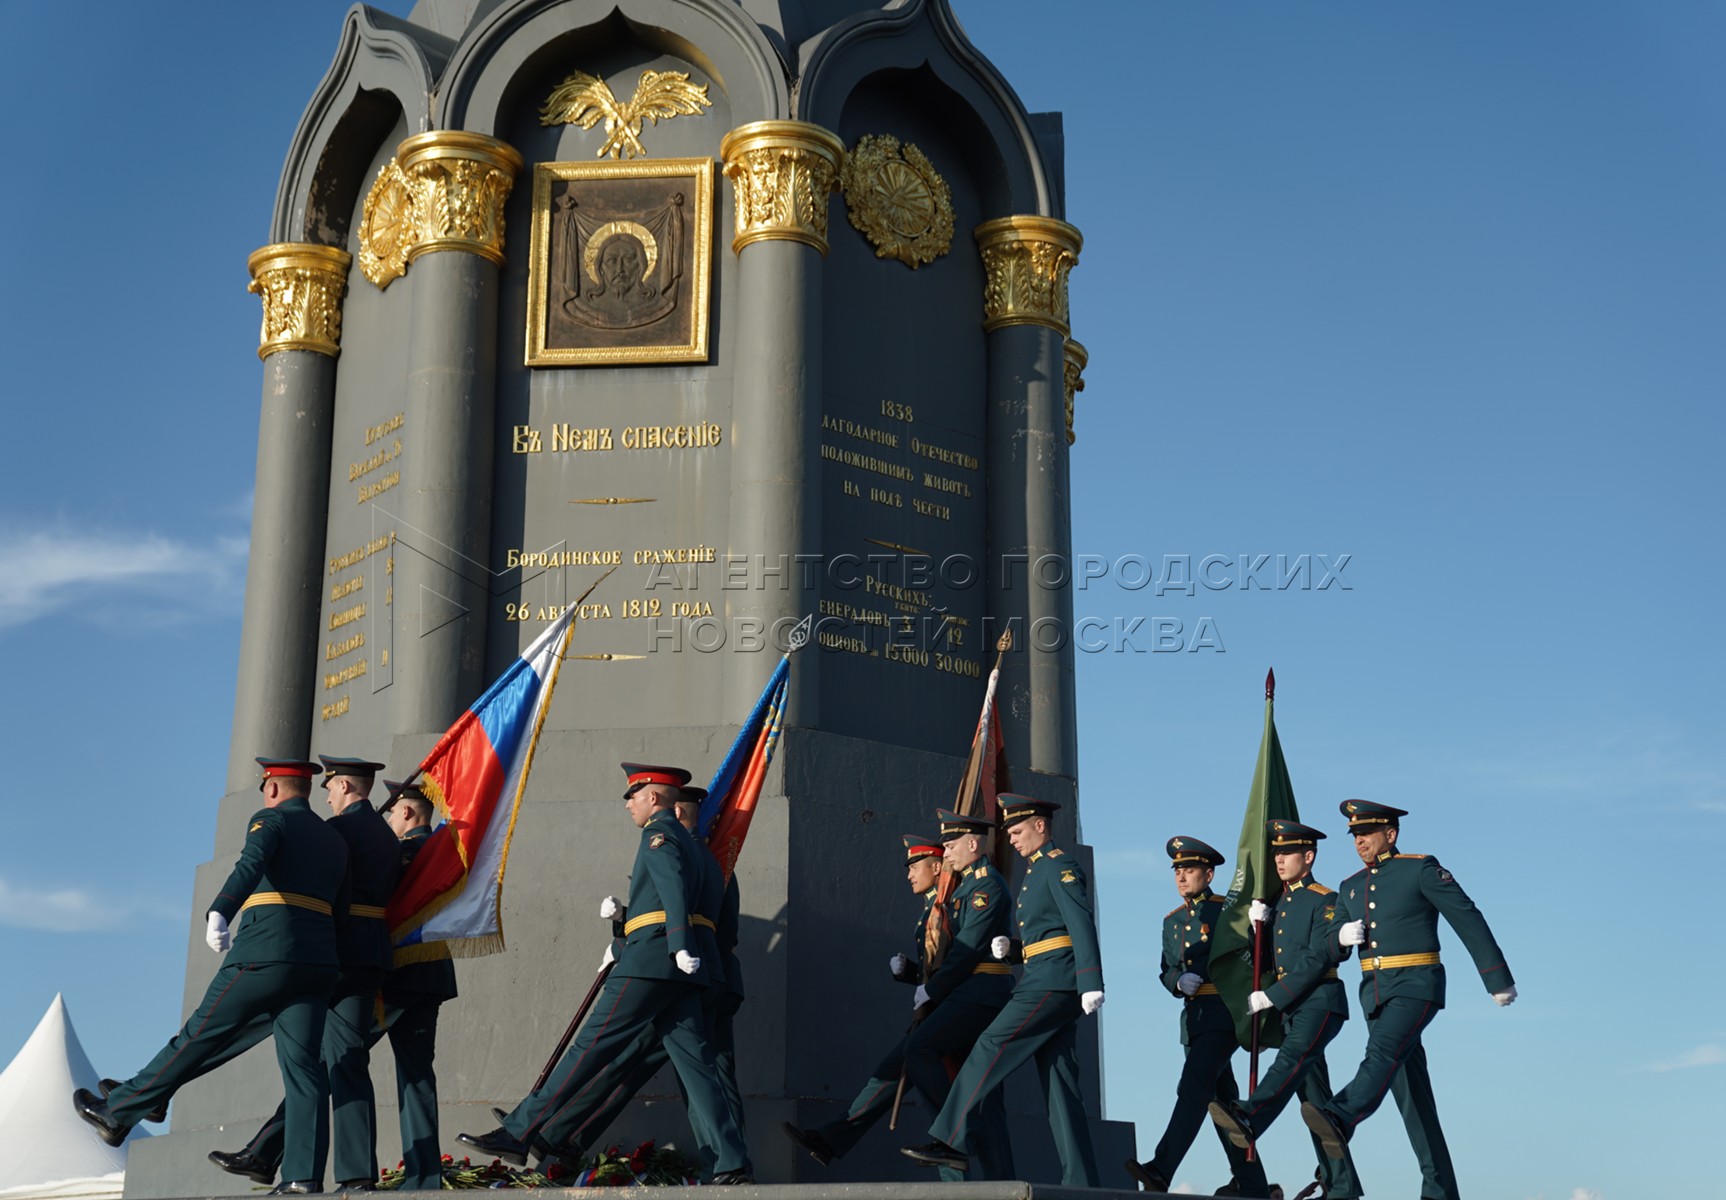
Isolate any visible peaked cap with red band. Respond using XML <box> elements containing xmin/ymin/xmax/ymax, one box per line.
<box><xmin>901</xmin><ymin>833</ymin><xmax>943</xmax><ymax>866</ymax></box>
<box><xmin>256</xmin><ymin>757</ymin><xmax>322</xmax><ymax>791</ymax></box>
<box><xmin>621</xmin><ymin>762</ymin><xmax>692</xmax><ymax>789</ymax></box>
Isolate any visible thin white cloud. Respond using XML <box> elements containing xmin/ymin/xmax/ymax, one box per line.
<box><xmin>1640</xmin><ymin>1043</ymin><xmax>1725</xmax><ymax>1072</ymax></box>
<box><xmin>1571</xmin><ymin>1189</ymin><xmax>1603</xmax><ymax>1200</ymax></box>
<box><xmin>0</xmin><ymin>875</ymin><xmax>181</xmax><ymax>933</ymax></box>
<box><xmin>0</xmin><ymin>523</ymin><xmax>247</xmax><ymax>630</ymax></box>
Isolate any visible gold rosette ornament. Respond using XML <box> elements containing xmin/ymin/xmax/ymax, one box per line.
<box><xmin>358</xmin><ymin>159</ymin><xmax>414</xmax><ymax>288</ymax></box>
<box><xmin>840</xmin><ymin>134</ymin><xmax>954</xmax><ymax>269</ymax></box>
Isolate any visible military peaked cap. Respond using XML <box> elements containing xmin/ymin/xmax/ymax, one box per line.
<box><xmin>621</xmin><ymin>762</ymin><xmax>692</xmax><ymax>791</ymax></box>
<box><xmin>255</xmin><ymin>757</ymin><xmax>321</xmax><ymax>791</ymax></box>
<box><xmin>1167</xmin><ymin>835</ymin><xmax>1225</xmax><ymax>868</ymax></box>
<box><xmin>1268</xmin><ymin>818</ymin><xmax>1327</xmax><ymax>847</ymax></box>
<box><xmin>937</xmin><ymin>808</ymin><xmax>997</xmax><ymax>840</ymax></box>
<box><xmin>998</xmin><ymin>793</ymin><xmax>1061</xmax><ymax>829</ymax></box>
<box><xmin>318</xmin><ymin>754</ymin><xmax>386</xmax><ymax>779</ymax></box>
<box><xmin>902</xmin><ymin>833</ymin><xmax>943</xmax><ymax>866</ymax></box>
<box><xmin>1339</xmin><ymin>799</ymin><xmax>1408</xmax><ymax>829</ymax></box>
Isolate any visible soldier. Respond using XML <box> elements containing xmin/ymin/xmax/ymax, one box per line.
<box><xmin>456</xmin><ymin>764</ymin><xmax>753</xmax><ymax>1184</ymax></box>
<box><xmin>209</xmin><ymin>780</ymin><xmax>454</xmax><ymax>1192</ymax></box>
<box><xmin>75</xmin><ymin>758</ymin><xmax>349</xmax><ymax>1195</ymax></box>
<box><xmin>1208</xmin><ymin>820</ymin><xmax>1361</xmax><ymax>1200</ymax></box>
<box><xmin>557</xmin><ymin>783</ymin><xmax>746</xmax><ymax>1172</ymax></box>
<box><xmin>903</xmin><ymin>794</ymin><xmax>1103</xmax><ymax>1187</ymax></box>
<box><xmin>1125</xmin><ymin>836</ymin><xmax>1269</xmax><ymax>1197</ymax></box>
<box><xmin>1299</xmin><ymin>800</ymin><xmax>1516</xmax><ymax>1200</ymax></box>
<box><xmin>779</xmin><ymin>833</ymin><xmax>948</xmax><ymax>1167</ymax></box>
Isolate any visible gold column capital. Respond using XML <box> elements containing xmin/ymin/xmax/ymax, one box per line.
<box><xmin>1062</xmin><ymin>338</ymin><xmax>1088</xmax><ymax>445</ymax></box>
<box><xmin>975</xmin><ymin>215</ymin><xmax>1083</xmax><ymax>336</ymax></box>
<box><xmin>246</xmin><ymin>242</ymin><xmax>353</xmax><ymax>360</ymax></box>
<box><xmin>396</xmin><ymin>130</ymin><xmax>524</xmax><ymax>266</ymax></box>
<box><xmin>719</xmin><ymin>120</ymin><xmax>845</xmax><ymax>255</ymax></box>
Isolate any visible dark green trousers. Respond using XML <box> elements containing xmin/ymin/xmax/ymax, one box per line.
<box><xmin>1148</xmin><ymin>1026</ymin><xmax>1268</xmax><ymax>1195</ymax></box>
<box><xmin>811</xmin><ymin>1000</ymin><xmax>1014</xmax><ymax>1181</ymax></box>
<box><xmin>1241</xmin><ymin>1007</ymin><xmax>1361</xmax><ymax>1199</ymax></box>
<box><xmin>928</xmin><ymin>988</ymin><xmax>1099</xmax><ymax>1187</ymax></box>
<box><xmin>246</xmin><ymin>996</ymin><xmax>445</xmax><ymax>1191</ymax></box>
<box><xmin>501</xmin><ymin>974</ymin><xmax>748</xmax><ymax>1174</ymax></box>
<box><xmin>107</xmin><ymin>962</ymin><xmax>338</xmax><ymax>1183</ymax></box>
<box><xmin>1327</xmin><ymin>996</ymin><xmax>1455</xmax><ymax>1200</ymax></box>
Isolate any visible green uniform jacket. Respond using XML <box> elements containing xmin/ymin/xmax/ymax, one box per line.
<box><xmin>209</xmin><ymin>796</ymin><xmax>349</xmax><ymax>967</ymax></box>
<box><xmin>384</xmin><ymin>827</ymin><xmax>458</xmax><ymax>1002</ymax></box>
<box><xmin>894</xmin><ymin>888</ymin><xmax>939</xmax><ymax>985</ymax></box>
<box><xmin>923</xmin><ymin>860</ymin><xmax>1014</xmax><ymax>1007</ymax></box>
<box><xmin>687</xmin><ymin>837</ymin><xmax>724</xmax><ymax>986</ymax></box>
<box><xmin>713</xmin><ymin>868</ymin><xmax>744</xmax><ymax>1000</ymax></box>
<box><xmin>1330</xmin><ymin>851</ymin><xmax>1514</xmax><ymax>1010</ymax></box>
<box><xmin>1159</xmin><ymin>889</ymin><xmax>1231</xmax><ymax>1044</ymax></box>
<box><xmin>614</xmin><ymin>808</ymin><xmax>713</xmax><ymax>986</ymax></box>
<box><xmin>1263</xmin><ymin>876</ymin><xmax>1348</xmax><ymax>1017</ymax></box>
<box><xmin>328</xmin><ymin>798</ymin><xmax>402</xmax><ymax>972</ymax></box>
<box><xmin>1015</xmin><ymin>845</ymin><xmax>1103</xmax><ymax>994</ymax></box>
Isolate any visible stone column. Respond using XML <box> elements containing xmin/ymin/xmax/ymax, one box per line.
<box><xmin>392</xmin><ymin>130</ymin><xmax>523</xmax><ymax>735</ymax></box>
<box><xmin>976</xmin><ymin>216</ymin><xmax>1082</xmax><ymax>776</ymax></box>
<box><xmin>227</xmin><ymin>243</ymin><xmax>351</xmax><ymax>791</ymax></box>
<box><xmin>719</xmin><ymin>121</ymin><xmax>843</xmax><ymax>724</ymax></box>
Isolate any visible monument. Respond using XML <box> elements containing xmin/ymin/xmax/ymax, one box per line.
<box><xmin>125</xmin><ymin>0</ymin><xmax>1120</xmax><ymax>1192</ymax></box>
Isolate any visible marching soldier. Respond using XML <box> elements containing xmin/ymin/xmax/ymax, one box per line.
<box><xmin>75</xmin><ymin>759</ymin><xmax>349</xmax><ymax>1195</ymax></box>
<box><xmin>903</xmin><ymin>795</ymin><xmax>1103</xmax><ymax>1186</ymax></box>
<box><xmin>1208</xmin><ymin>820</ymin><xmax>1361</xmax><ymax>1199</ymax></box>
<box><xmin>1126</xmin><ymin>836</ymin><xmax>1269</xmax><ymax>1197</ymax></box>
<box><xmin>456</xmin><ymin>764</ymin><xmax>752</xmax><ymax>1184</ymax></box>
<box><xmin>779</xmin><ymin>832</ymin><xmax>950</xmax><ymax>1167</ymax></box>
<box><xmin>209</xmin><ymin>780</ymin><xmax>454</xmax><ymax>1192</ymax></box>
<box><xmin>557</xmin><ymin>784</ymin><xmax>746</xmax><ymax>1171</ymax></box>
<box><xmin>1300</xmin><ymin>800</ymin><xmax>1516</xmax><ymax>1200</ymax></box>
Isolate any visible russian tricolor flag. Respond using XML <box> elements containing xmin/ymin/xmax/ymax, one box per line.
<box><xmin>387</xmin><ymin>605</ymin><xmax>576</xmax><ymax>960</ymax></box>
<box><xmin>697</xmin><ymin>634</ymin><xmax>799</xmax><ymax>883</ymax></box>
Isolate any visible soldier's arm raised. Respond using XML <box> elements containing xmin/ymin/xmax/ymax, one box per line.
<box><xmin>208</xmin><ymin>809</ymin><xmax>283</xmax><ymax>920</ymax></box>
<box><xmin>1420</xmin><ymin>857</ymin><xmax>1514</xmax><ymax>996</ymax></box>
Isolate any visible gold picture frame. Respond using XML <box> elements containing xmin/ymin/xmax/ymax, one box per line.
<box><xmin>525</xmin><ymin>157</ymin><xmax>714</xmax><ymax>366</ymax></box>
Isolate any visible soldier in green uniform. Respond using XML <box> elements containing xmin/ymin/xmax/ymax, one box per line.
<box><xmin>456</xmin><ymin>764</ymin><xmax>752</xmax><ymax>1184</ymax></box>
<box><xmin>209</xmin><ymin>780</ymin><xmax>455</xmax><ymax>1192</ymax></box>
<box><xmin>558</xmin><ymin>784</ymin><xmax>746</xmax><ymax>1172</ymax></box>
<box><xmin>903</xmin><ymin>795</ymin><xmax>1103</xmax><ymax>1187</ymax></box>
<box><xmin>1208</xmin><ymin>819</ymin><xmax>1361</xmax><ymax>1200</ymax></box>
<box><xmin>1300</xmin><ymin>800</ymin><xmax>1516</xmax><ymax>1200</ymax></box>
<box><xmin>75</xmin><ymin>759</ymin><xmax>349</xmax><ymax>1195</ymax></box>
<box><xmin>779</xmin><ymin>832</ymin><xmax>946</xmax><ymax>1167</ymax></box>
<box><xmin>1125</xmin><ymin>836</ymin><xmax>1269</xmax><ymax>1197</ymax></box>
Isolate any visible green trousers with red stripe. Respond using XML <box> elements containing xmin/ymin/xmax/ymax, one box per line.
<box><xmin>106</xmin><ymin>961</ymin><xmax>338</xmax><ymax>1183</ymax></box>
<box><xmin>927</xmin><ymin>987</ymin><xmax>1099</xmax><ymax>1187</ymax></box>
<box><xmin>1325</xmin><ymin>996</ymin><xmax>1455</xmax><ymax>1200</ymax></box>
<box><xmin>1242</xmin><ymin>1006</ymin><xmax>1361</xmax><ymax>1199</ymax></box>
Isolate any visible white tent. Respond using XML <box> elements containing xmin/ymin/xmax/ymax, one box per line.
<box><xmin>0</xmin><ymin>994</ymin><xmax>149</xmax><ymax>1200</ymax></box>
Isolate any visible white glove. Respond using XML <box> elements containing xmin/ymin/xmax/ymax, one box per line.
<box><xmin>1248</xmin><ymin>990</ymin><xmax>1274</xmax><ymax>1014</ymax></box>
<box><xmin>205</xmin><ymin>911</ymin><xmax>230</xmax><ymax>953</ymax></box>
<box><xmin>1177</xmin><ymin>972</ymin><xmax>1202</xmax><ymax>997</ymax></box>
<box><xmin>913</xmin><ymin>984</ymin><xmax>930</xmax><ymax>1009</ymax></box>
<box><xmin>674</xmin><ymin>950</ymin><xmax>701</xmax><ymax>976</ymax></box>
<box><xmin>991</xmin><ymin>936</ymin><xmax>1011</xmax><ymax>960</ymax></box>
<box><xmin>1338</xmin><ymin>920</ymin><xmax>1366</xmax><ymax>947</ymax></box>
<box><xmin>1249</xmin><ymin>900</ymin><xmax>1271</xmax><ymax>924</ymax></box>
<box><xmin>1492</xmin><ymin>986</ymin><xmax>1518</xmax><ymax>1007</ymax></box>
<box><xmin>890</xmin><ymin>952</ymin><xmax>909</xmax><ymax>977</ymax></box>
<box><xmin>1081</xmin><ymin>990</ymin><xmax>1105</xmax><ymax>1015</ymax></box>
<box><xmin>599</xmin><ymin>896</ymin><xmax>623</xmax><ymax>920</ymax></box>
<box><xmin>599</xmin><ymin>944</ymin><xmax>615</xmax><ymax>971</ymax></box>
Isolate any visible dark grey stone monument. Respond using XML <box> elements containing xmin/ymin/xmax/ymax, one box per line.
<box><xmin>124</xmin><ymin>1</ymin><xmax>1122</xmax><ymax>1193</ymax></box>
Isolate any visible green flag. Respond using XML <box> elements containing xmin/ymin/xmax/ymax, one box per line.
<box><xmin>1210</xmin><ymin>668</ymin><xmax>1301</xmax><ymax>1050</ymax></box>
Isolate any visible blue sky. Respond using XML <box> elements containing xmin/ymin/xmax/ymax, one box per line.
<box><xmin>1</xmin><ymin>3</ymin><xmax>1721</xmax><ymax>1198</ymax></box>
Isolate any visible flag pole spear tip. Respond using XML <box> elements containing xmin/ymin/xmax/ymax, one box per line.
<box><xmin>997</xmin><ymin>628</ymin><xmax>1012</xmax><ymax>653</ymax></box>
<box><xmin>1265</xmin><ymin>667</ymin><xmax>1275</xmax><ymax>700</ymax></box>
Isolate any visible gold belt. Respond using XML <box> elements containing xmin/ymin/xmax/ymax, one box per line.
<box><xmin>623</xmin><ymin>910</ymin><xmax>717</xmax><ymax>934</ymax></box>
<box><xmin>1276</xmin><ymin>968</ymin><xmax>1339</xmax><ymax>981</ymax></box>
<box><xmin>349</xmin><ymin>904</ymin><xmax>387</xmax><ymax>919</ymax></box>
<box><xmin>240</xmin><ymin>892</ymin><xmax>332</xmax><ymax>916</ymax></box>
<box><xmin>1361</xmin><ymin>951</ymin><xmax>1440</xmax><ymax>972</ymax></box>
<box><xmin>1192</xmin><ymin>982</ymin><xmax>1219</xmax><ymax>996</ymax></box>
<box><xmin>1024</xmin><ymin>935</ymin><xmax>1073</xmax><ymax>959</ymax></box>
<box><xmin>971</xmin><ymin>963</ymin><xmax>1012</xmax><ymax>975</ymax></box>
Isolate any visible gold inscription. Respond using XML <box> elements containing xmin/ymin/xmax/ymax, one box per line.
<box><xmin>820</xmin><ymin>444</ymin><xmax>915</xmax><ymax>482</ymax></box>
<box><xmin>349</xmin><ymin>439</ymin><xmax>402</xmax><ymax>482</ymax></box>
<box><xmin>325</xmin><ymin>658</ymin><xmax>368</xmax><ymax>689</ymax></box>
<box><xmin>326</xmin><ymin>631</ymin><xmax>365</xmax><ymax>660</ymax></box>
<box><xmin>620</xmin><ymin>423</ymin><xmax>723</xmax><ymax>450</ymax></box>
<box><xmin>550</xmin><ymin>424</ymin><xmax>613</xmax><ymax>452</ymax></box>
<box><xmin>921</xmin><ymin>472</ymin><xmax>971</xmax><ymax>498</ymax></box>
<box><xmin>822</xmin><ymin>414</ymin><xmax>899</xmax><ymax>448</ymax></box>
<box><xmin>321</xmin><ymin>694</ymin><xmax>351</xmax><ymax>721</ymax></box>
<box><xmin>634</xmin><ymin>544</ymin><xmax>717</xmax><ymax>566</ymax></box>
<box><xmin>512</xmin><ymin>423</ymin><xmax>723</xmax><ymax>453</ymax></box>
<box><xmin>505</xmin><ymin>548</ymin><xmax>623</xmax><ymax>568</ymax></box>
<box><xmin>366</xmin><ymin>413</ymin><xmax>404</xmax><ymax>445</ymax></box>
<box><xmin>912</xmin><ymin>498</ymin><xmax>951</xmax><ymax>521</ymax></box>
<box><xmin>358</xmin><ymin>471</ymin><xmax>401</xmax><ymax>504</ymax></box>
<box><xmin>910</xmin><ymin>438</ymin><xmax>978</xmax><ymax>471</ymax></box>
<box><xmin>329</xmin><ymin>601</ymin><xmax>367</xmax><ymax>630</ymax></box>
<box><xmin>328</xmin><ymin>532</ymin><xmax>395</xmax><ymax>576</ymax></box>
<box><xmin>330</xmin><ymin>575</ymin><xmax>364</xmax><ymax>603</ymax></box>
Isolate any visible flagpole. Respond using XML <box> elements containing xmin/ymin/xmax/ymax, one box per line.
<box><xmin>1245</xmin><ymin>668</ymin><xmax>1276</xmax><ymax>1163</ymax></box>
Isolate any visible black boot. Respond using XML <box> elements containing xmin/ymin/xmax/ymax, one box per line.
<box><xmin>72</xmin><ymin>1088</ymin><xmax>131</xmax><ymax>1148</ymax></box>
<box><xmin>208</xmin><ymin>1149</ymin><xmax>276</xmax><ymax>1185</ymax></box>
